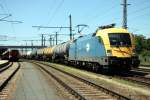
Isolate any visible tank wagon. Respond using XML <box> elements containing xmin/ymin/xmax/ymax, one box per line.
<box><xmin>52</xmin><ymin>40</ymin><xmax>72</xmax><ymax>62</ymax></box>
<box><xmin>43</xmin><ymin>47</ymin><xmax>55</xmax><ymax>61</ymax></box>
<box><xmin>30</xmin><ymin>24</ymin><xmax>140</xmax><ymax>72</ymax></box>
<box><xmin>30</xmin><ymin>49</ymin><xmax>37</xmax><ymax>59</ymax></box>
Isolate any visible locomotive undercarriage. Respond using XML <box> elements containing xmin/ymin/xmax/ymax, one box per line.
<box><xmin>34</xmin><ymin>54</ymin><xmax>140</xmax><ymax>73</ymax></box>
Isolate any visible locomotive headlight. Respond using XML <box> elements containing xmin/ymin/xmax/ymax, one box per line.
<box><xmin>107</xmin><ymin>50</ymin><xmax>112</xmax><ymax>56</ymax></box>
<box><xmin>132</xmin><ymin>49</ymin><xmax>136</xmax><ymax>53</ymax></box>
<box><xmin>132</xmin><ymin>49</ymin><xmax>136</xmax><ymax>55</ymax></box>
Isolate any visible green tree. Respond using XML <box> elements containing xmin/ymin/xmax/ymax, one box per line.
<box><xmin>134</xmin><ymin>34</ymin><xmax>150</xmax><ymax>57</ymax></box>
<box><xmin>134</xmin><ymin>34</ymin><xmax>145</xmax><ymax>53</ymax></box>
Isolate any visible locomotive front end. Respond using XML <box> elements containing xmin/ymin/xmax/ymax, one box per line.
<box><xmin>97</xmin><ymin>27</ymin><xmax>140</xmax><ymax>71</ymax></box>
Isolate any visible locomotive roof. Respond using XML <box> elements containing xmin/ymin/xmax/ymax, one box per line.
<box><xmin>96</xmin><ymin>28</ymin><xmax>129</xmax><ymax>35</ymax></box>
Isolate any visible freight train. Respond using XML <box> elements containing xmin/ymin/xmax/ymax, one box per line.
<box><xmin>29</xmin><ymin>24</ymin><xmax>140</xmax><ymax>72</ymax></box>
<box><xmin>1</xmin><ymin>49</ymin><xmax>20</xmax><ymax>62</ymax></box>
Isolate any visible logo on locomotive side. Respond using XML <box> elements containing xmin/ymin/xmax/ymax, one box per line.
<box><xmin>86</xmin><ymin>43</ymin><xmax>90</xmax><ymax>52</ymax></box>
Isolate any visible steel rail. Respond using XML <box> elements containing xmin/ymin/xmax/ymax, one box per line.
<box><xmin>0</xmin><ymin>62</ymin><xmax>20</xmax><ymax>92</ymax></box>
<box><xmin>133</xmin><ymin>68</ymin><xmax>150</xmax><ymax>73</ymax></box>
<box><xmin>33</xmin><ymin>62</ymin><xmax>86</xmax><ymax>100</ymax></box>
<box><xmin>0</xmin><ymin>62</ymin><xmax>13</xmax><ymax>73</ymax></box>
<box><xmin>33</xmin><ymin>61</ymin><xmax>131</xmax><ymax>100</ymax></box>
<box><xmin>115</xmin><ymin>72</ymin><xmax>150</xmax><ymax>87</ymax></box>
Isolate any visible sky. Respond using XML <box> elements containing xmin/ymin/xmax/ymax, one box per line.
<box><xmin>0</xmin><ymin>0</ymin><xmax>150</xmax><ymax>46</ymax></box>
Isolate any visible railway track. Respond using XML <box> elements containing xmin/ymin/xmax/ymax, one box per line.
<box><xmin>40</xmin><ymin>61</ymin><xmax>150</xmax><ymax>88</ymax></box>
<box><xmin>115</xmin><ymin>72</ymin><xmax>150</xmax><ymax>87</ymax></box>
<box><xmin>33</xmin><ymin>60</ymin><xmax>150</xmax><ymax>88</ymax></box>
<box><xmin>0</xmin><ymin>62</ymin><xmax>20</xmax><ymax>92</ymax></box>
<box><xmin>132</xmin><ymin>68</ymin><xmax>150</xmax><ymax>73</ymax></box>
<box><xmin>32</xmin><ymin>61</ymin><xmax>130</xmax><ymax>100</ymax></box>
<box><xmin>0</xmin><ymin>62</ymin><xmax>13</xmax><ymax>73</ymax></box>
<box><xmin>50</xmin><ymin>63</ymin><xmax>150</xmax><ymax>87</ymax></box>
<box><xmin>140</xmin><ymin>64</ymin><xmax>150</xmax><ymax>67</ymax></box>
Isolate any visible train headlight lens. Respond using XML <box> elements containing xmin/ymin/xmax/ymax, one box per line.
<box><xmin>132</xmin><ymin>49</ymin><xmax>136</xmax><ymax>53</ymax></box>
<box><xmin>132</xmin><ymin>49</ymin><xmax>136</xmax><ymax>55</ymax></box>
<box><xmin>107</xmin><ymin>50</ymin><xmax>112</xmax><ymax>56</ymax></box>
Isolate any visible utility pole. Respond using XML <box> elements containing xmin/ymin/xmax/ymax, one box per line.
<box><xmin>69</xmin><ymin>14</ymin><xmax>72</xmax><ymax>40</ymax></box>
<box><xmin>55</xmin><ymin>32</ymin><xmax>58</xmax><ymax>45</ymax></box>
<box><xmin>48</xmin><ymin>34</ymin><xmax>57</xmax><ymax>46</ymax></box>
<box><xmin>25</xmin><ymin>41</ymin><xmax>27</xmax><ymax>54</ymax></box>
<box><xmin>23</xmin><ymin>40</ymin><xmax>28</xmax><ymax>55</ymax></box>
<box><xmin>121</xmin><ymin>0</ymin><xmax>130</xmax><ymax>29</ymax></box>
<box><xmin>30</xmin><ymin>40</ymin><xmax>34</xmax><ymax>51</ymax></box>
<box><xmin>49</xmin><ymin>35</ymin><xmax>52</xmax><ymax>46</ymax></box>
<box><xmin>23</xmin><ymin>40</ymin><xmax>41</xmax><ymax>51</ymax></box>
<box><xmin>41</xmin><ymin>34</ymin><xmax>44</xmax><ymax>47</ymax></box>
<box><xmin>52</xmin><ymin>38</ymin><xmax>55</xmax><ymax>46</ymax></box>
<box><xmin>43</xmin><ymin>37</ymin><xmax>46</xmax><ymax>47</ymax></box>
<box><xmin>41</xmin><ymin>34</ymin><xmax>51</xmax><ymax>47</ymax></box>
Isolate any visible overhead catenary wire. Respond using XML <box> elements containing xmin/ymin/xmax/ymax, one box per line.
<box><xmin>127</xmin><ymin>1</ymin><xmax>150</xmax><ymax>34</ymax></box>
<box><xmin>127</xmin><ymin>1</ymin><xmax>150</xmax><ymax>22</ymax></box>
<box><xmin>45</xmin><ymin>0</ymin><xmax>56</xmax><ymax>25</ymax></box>
<box><xmin>133</xmin><ymin>0</ymin><xmax>150</xmax><ymax>6</ymax></box>
<box><xmin>86</xmin><ymin>4</ymin><xmax>118</xmax><ymax>25</ymax></box>
<box><xmin>47</xmin><ymin>0</ymin><xmax>64</xmax><ymax>25</ymax></box>
<box><xmin>0</xmin><ymin>1</ymin><xmax>16</xmax><ymax>34</ymax></box>
<box><xmin>85</xmin><ymin>0</ymin><xmax>150</xmax><ymax>29</ymax></box>
<box><xmin>128</xmin><ymin>5</ymin><xmax>150</xmax><ymax>15</ymax></box>
<box><xmin>129</xmin><ymin>11</ymin><xmax>150</xmax><ymax>22</ymax></box>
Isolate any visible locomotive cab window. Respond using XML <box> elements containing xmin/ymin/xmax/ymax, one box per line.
<box><xmin>108</xmin><ymin>33</ymin><xmax>131</xmax><ymax>47</ymax></box>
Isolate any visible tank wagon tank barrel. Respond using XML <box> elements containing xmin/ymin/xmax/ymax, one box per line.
<box><xmin>52</xmin><ymin>40</ymin><xmax>73</xmax><ymax>61</ymax></box>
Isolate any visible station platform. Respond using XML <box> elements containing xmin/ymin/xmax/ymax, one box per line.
<box><xmin>0</xmin><ymin>60</ymin><xmax>9</xmax><ymax>67</ymax></box>
<box><xmin>11</xmin><ymin>62</ymin><xmax>63</xmax><ymax>100</ymax></box>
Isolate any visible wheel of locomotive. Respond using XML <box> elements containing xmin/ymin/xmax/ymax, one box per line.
<box><xmin>93</xmin><ymin>63</ymin><xmax>100</xmax><ymax>72</ymax></box>
<box><xmin>100</xmin><ymin>65</ymin><xmax>111</xmax><ymax>74</ymax></box>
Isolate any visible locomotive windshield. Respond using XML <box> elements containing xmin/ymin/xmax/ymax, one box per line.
<box><xmin>108</xmin><ymin>33</ymin><xmax>131</xmax><ymax>47</ymax></box>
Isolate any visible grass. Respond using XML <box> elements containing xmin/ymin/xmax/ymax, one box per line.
<box><xmin>140</xmin><ymin>61</ymin><xmax>150</xmax><ymax>66</ymax></box>
<box><xmin>32</xmin><ymin>60</ymin><xmax>150</xmax><ymax>97</ymax></box>
<box><xmin>139</xmin><ymin>56</ymin><xmax>150</xmax><ymax>66</ymax></box>
<box><xmin>41</xmin><ymin>61</ymin><xmax>146</xmax><ymax>88</ymax></box>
